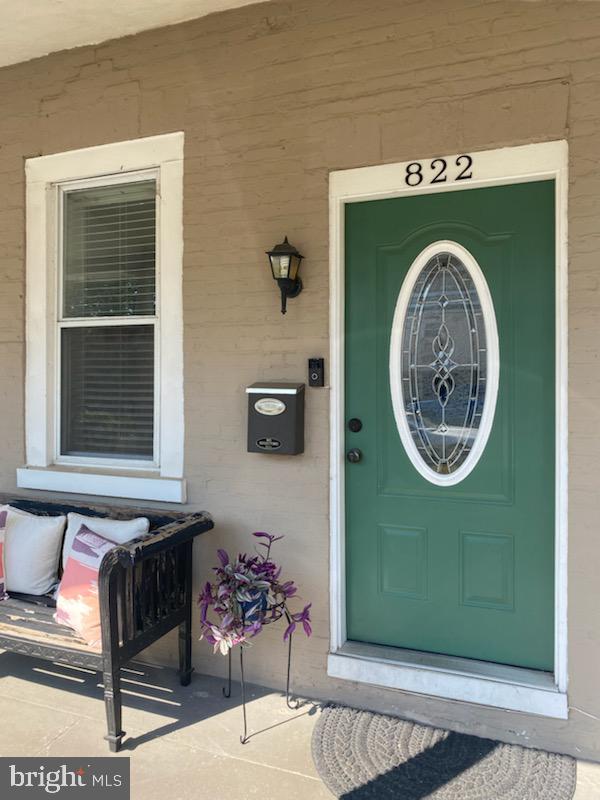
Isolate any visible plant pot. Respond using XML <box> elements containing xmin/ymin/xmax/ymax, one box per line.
<box><xmin>240</xmin><ymin>592</ymin><xmax>268</xmax><ymax>624</ymax></box>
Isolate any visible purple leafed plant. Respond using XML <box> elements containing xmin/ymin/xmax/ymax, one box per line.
<box><xmin>198</xmin><ymin>532</ymin><xmax>312</xmax><ymax>655</ymax></box>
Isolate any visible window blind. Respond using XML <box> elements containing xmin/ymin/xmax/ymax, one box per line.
<box><xmin>62</xmin><ymin>181</ymin><xmax>156</xmax><ymax>318</ymax></box>
<box><xmin>60</xmin><ymin>325</ymin><xmax>155</xmax><ymax>459</ymax></box>
<box><xmin>59</xmin><ymin>179</ymin><xmax>157</xmax><ymax>462</ymax></box>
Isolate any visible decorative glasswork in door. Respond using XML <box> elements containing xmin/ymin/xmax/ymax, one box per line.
<box><xmin>390</xmin><ymin>242</ymin><xmax>499</xmax><ymax>486</ymax></box>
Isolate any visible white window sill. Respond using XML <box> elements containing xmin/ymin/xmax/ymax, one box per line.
<box><xmin>16</xmin><ymin>467</ymin><xmax>186</xmax><ymax>503</ymax></box>
<box><xmin>328</xmin><ymin>641</ymin><xmax>568</xmax><ymax>719</ymax></box>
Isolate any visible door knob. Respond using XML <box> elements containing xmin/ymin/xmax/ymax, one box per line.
<box><xmin>347</xmin><ymin>448</ymin><xmax>362</xmax><ymax>463</ymax></box>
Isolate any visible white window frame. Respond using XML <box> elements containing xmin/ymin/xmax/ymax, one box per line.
<box><xmin>328</xmin><ymin>140</ymin><xmax>569</xmax><ymax>718</ymax></box>
<box><xmin>19</xmin><ymin>133</ymin><xmax>186</xmax><ymax>503</ymax></box>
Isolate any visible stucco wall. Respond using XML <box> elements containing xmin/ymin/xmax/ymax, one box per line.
<box><xmin>0</xmin><ymin>0</ymin><xmax>599</xmax><ymax>759</ymax></box>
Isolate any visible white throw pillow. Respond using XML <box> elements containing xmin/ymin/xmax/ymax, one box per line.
<box><xmin>4</xmin><ymin>508</ymin><xmax>67</xmax><ymax>595</ymax></box>
<box><xmin>62</xmin><ymin>513</ymin><xmax>150</xmax><ymax>569</ymax></box>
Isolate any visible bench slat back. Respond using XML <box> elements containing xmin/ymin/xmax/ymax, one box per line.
<box><xmin>0</xmin><ymin>495</ymin><xmax>184</xmax><ymax>530</ymax></box>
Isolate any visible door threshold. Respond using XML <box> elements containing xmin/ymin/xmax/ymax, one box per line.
<box><xmin>328</xmin><ymin>641</ymin><xmax>568</xmax><ymax>719</ymax></box>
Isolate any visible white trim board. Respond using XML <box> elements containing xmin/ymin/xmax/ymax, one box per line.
<box><xmin>328</xmin><ymin>644</ymin><xmax>568</xmax><ymax>719</ymax></box>
<box><xmin>23</xmin><ymin>132</ymin><xmax>186</xmax><ymax>502</ymax></box>
<box><xmin>16</xmin><ymin>468</ymin><xmax>186</xmax><ymax>504</ymax></box>
<box><xmin>328</xmin><ymin>140</ymin><xmax>569</xmax><ymax>717</ymax></box>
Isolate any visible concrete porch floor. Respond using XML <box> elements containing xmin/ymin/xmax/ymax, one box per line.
<box><xmin>0</xmin><ymin>651</ymin><xmax>597</xmax><ymax>800</ymax></box>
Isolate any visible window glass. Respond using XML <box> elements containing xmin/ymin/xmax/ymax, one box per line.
<box><xmin>60</xmin><ymin>325</ymin><xmax>154</xmax><ymax>460</ymax></box>
<box><xmin>62</xmin><ymin>181</ymin><xmax>156</xmax><ymax>318</ymax></box>
<box><xmin>60</xmin><ymin>179</ymin><xmax>157</xmax><ymax>461</ymax></box>
<box><xmin>399</xmin><ymin>251</ymin><xmax>489</xmax><ymax>476</ymax></box>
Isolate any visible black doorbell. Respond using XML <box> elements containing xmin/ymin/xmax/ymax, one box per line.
<box><xmin>308</xmin><ymin>357</ymin><xmax>325</xmax><ymax>387</ymax></box>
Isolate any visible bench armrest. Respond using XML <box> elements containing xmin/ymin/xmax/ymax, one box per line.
<box><xmin>99</xmin><ymin>511</ymin><xmax>213</xmax><ymax>573</ymax></box>
<box><xmin>97</xmin><ymin>511</ymin><xmax>214</xmax><ymax>662</ymax></box>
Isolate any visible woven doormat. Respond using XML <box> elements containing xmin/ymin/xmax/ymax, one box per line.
<box><xmin>312</xmin><ymin>706</ymin><xmax>576</xmax><ymax>799</ymax></box>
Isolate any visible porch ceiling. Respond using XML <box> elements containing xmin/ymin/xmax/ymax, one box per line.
<box><xmin>0</xmin><ymin>0</ymin><xmax>270</xmax><ymax>68</ymax></box>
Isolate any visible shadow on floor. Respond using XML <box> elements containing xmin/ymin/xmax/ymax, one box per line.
<box><xmin>339</xmin><ymin>731</ymin><xmax>498</xmax><ymax>799</ymax></box>
<box><xmin>0</xmin><ymin>651</ymin><xmax>318</xmax><ymax>751</ymax></box>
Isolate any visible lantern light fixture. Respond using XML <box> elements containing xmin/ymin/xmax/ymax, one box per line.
<box><xmin>266</xmin><ymin>236</ymin><xmax>304</xmax><ymax>314</ymax></box>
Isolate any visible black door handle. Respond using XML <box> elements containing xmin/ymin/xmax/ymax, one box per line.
<box><xmin>347</xmin><ymin>448</ymin><xmax>362</xmax><ymax>463</ymax></box>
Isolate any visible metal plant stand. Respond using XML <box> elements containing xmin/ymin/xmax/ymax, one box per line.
<box><xmin>223</xmin><ymin>612</ymin><xmax>300</xmax><ymax>744</ymax></box>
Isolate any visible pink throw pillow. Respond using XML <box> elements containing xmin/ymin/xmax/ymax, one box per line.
<box><xmin>55</xmin><ymin>525</ymin><xmax>118</xmax><ymax>649</ymax></box>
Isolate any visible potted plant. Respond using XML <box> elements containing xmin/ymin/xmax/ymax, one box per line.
<box><xmin>198</xmin><ymin>532</ymin><xmax>312</xmax><ymax>742</ymax></box>
<box><xmin>199</xmin><ymin>532</ymin><xmax>311</xmax><ymax>653</ymax></box>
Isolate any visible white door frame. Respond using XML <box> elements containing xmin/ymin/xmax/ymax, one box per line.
<box><xmin>328</xmin><ymin>140</ymin><xmax>569</xmax><ymax>718</ymax></box>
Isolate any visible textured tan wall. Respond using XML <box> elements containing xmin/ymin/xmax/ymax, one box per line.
<box><xmin>0</xmin><ymin>0</ymin><xmax>599</xmax><ymax>759</ymax></box>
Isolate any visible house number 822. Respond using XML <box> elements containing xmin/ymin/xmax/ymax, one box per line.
<box><xmin>405</xmin><ymin>155</ymin><xmax>473</xmax><ymax>186</ymax></box>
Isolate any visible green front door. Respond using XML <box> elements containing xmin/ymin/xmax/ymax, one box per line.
<box><xmin>345</xmin><ymin>181</ymin><xmax>555</xmax><ymax>670</ymax></box>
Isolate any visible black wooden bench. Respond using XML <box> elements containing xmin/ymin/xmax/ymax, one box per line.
<box><xmin>0</xmin><ymin>495</ymin><xmax>213</xmax><ymax>751</ymax></box>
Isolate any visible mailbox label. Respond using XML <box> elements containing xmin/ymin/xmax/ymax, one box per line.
<box><xmin>254</xmin><ymin>398</ymin><xmax>286</xmax><ymax>416</ymax></box>
<box><xmin>257</xmin><ymin>437</ymin><xmax>282</xmax><ymax>450</ymax></box>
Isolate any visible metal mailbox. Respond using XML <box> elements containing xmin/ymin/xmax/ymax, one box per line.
<box><xmin>246</xmin><ymin>382</ymin><xmax>305</xmax><ymax>455</ymax></box>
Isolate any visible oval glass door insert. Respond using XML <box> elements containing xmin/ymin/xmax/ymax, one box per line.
<box><xmin>389</xmin><ymin>241</ymin><xmax>499</xmax><ymax>486</ymax></box>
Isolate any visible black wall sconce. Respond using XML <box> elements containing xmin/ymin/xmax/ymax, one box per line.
<box><xmin>266</xmin><ymin>236</ymin><xmax>304</xmax><ymax>314</ymax></box>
